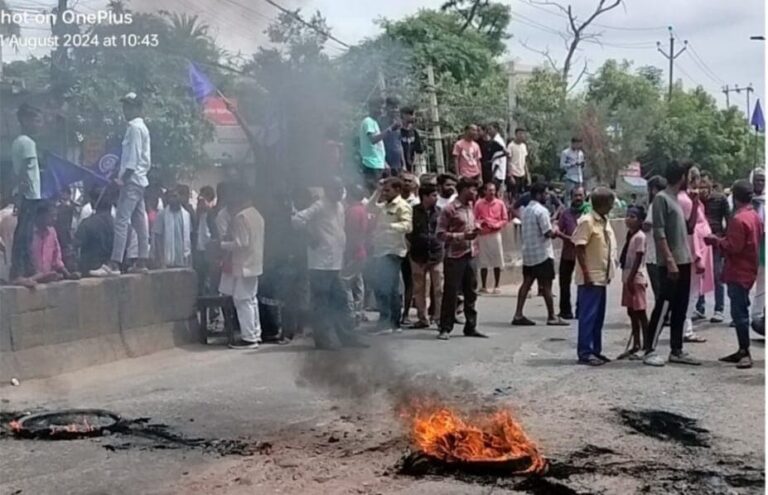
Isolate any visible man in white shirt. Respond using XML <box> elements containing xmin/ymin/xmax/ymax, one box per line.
<box><xmin>93</xmin><ymin>92</ymin><xmax>151</xmax><ymax>276</ymax></box>
<box><xmin>292</xmin><ymin>177</ymin><xmax>367</xmax><ymax>349</ymax></box>
<box><xmin>560</xmin><ymin>137</ymin><xmax>586</xmax><ymax>206</ymax></box>
<box><xmin>506</xmin><ymin>128</ymin><xmax>529</xmax><ymax>199</ymax></box>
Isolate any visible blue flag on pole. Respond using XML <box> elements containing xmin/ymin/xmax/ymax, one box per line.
<box><xmin>41</xmin><ymin>154</ymin><xmax>110</xmax><ymax>199</ymax></box>
<box><xmin>188</xmin><ymin>62</ymin><xmax>217</xmax><ymax>103</ymax></box>
<box><xmin>751</xmin><ymin>99</ymin><xmax>765</xmax><ymax>132</ymax></box>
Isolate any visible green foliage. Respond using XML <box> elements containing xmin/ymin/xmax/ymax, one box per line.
<box><xmin>60</xmin><ymin>3</ymin><xmax>221</xmax><ymax>171</ymax></box>
<box><xmin>515</xmin><ymin>59</ymin><xmax>762</xmax><ymax>186</ymax></box>
<box><xmin>644</xmin><ymin>86</ymin><xmax>763</xmax><ymax>182</ymax></box>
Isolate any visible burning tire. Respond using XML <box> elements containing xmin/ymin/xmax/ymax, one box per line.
<box><xmin>9</xmin><ymin>409</ymin><xmax>121</xmax><ymax>440</ymax></box>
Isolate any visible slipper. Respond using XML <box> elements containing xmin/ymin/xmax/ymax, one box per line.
<box><xmin>684</xmin><ymin>334</ymin><xmax>707</xmax><ymax>343</ymax></box>
<box><xmin>547</xmin><ymin>318</ymin><xmax>569</xmax><ymax>326</ymax></box>
<box><xmin>511</xmin><ymin>316</ymin><xmax>536</xmax><ymax>326</ymax></box>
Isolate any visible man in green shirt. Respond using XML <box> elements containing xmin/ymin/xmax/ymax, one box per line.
<box><xmin>359</xmin><ymin>98</ymin><xmax>399</xmax><ymax>192</ymax></box>
<box><xmin>9</xmin><ymin>103</ymin><xmax>44</xmax><ymax>282</ymax></box>
<box><xmin>644</xmin><ymin>160</ymin><xmax>700</xmax><ymax>367</ymax></box>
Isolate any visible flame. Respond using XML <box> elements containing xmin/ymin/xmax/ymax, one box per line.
<box><xmin>405</xmin><ymin>405</ymin><xmax>547</xmax><ymax>475</ymax></box>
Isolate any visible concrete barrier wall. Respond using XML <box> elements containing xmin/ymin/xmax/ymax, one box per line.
<box><xmin>0</xmin><ymin>269</ymin><xmax>198</xmax><ymax>382</ymax></box>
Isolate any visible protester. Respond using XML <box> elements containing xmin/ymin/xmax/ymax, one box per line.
<box><xmin>512</xmin><ymin>182</ymin><xmax>567</xmax><ymax>326</ymax></box>
<box><xmin>436</xmin><ymin>177</ymin><xmax>487</xmax><ymax>340</ymax></box>
<box><xmin>474</xmin><ymin>182</ymin><xmax>508</xmax><ymax>294</ymax></box>
<box><xmin>572</xmin><ymin>187</ymin><xmax>616</xmax><ymax>365</ymax></box>
<box><xmin>74</xmin><ymin>188</ymin><xmax>114</xmax><ymax>276</ymax></box>
<box><xmin>436</xmin><ymin>173</ymin><xmax>458</xmax><ymax>209</ymax></box>
<box><xmin>678</xmin><ymin>166</ymin><xmax>711</xmax><ymax>343</ymax></box>
<box><xmin>399</xmin><ymin>172</ymin><xmax>419</xmax><ymax>324</ymax></box>
<box><xmin>293</xmin><ymin>178</ymin><xmax>365</xmax><ymax>349</ymax></box>
<box><xmin>506</xmin><ymin>128</ymin><xmax>529</xmax><ymax>199</ymax></box>
<box><xmin>643</xmin><ymin>161</ymin><xmax>700</xmax><ymax>367</ymax></box>
<box><xmin>283</xmin><ymin>187</ymin><xmax>314</xmax><ymax>338</ymax></box>
<box><xmin>92</xmin><ymin>93</ymin><xmax>151</xmax><ymax>276</ymax></box>
<box><xmin>29</xmin><ymin>201</ymin><xmax>80</xmax><ymax>284</ymax></box>
<box><xmin>323</xmin><ymin>126</ymin><xmax>345</xmax><ymax>177</ymax></box>
<box><xmin>400</xmin><ymin>107</ymin><xmax>423</xmax><ymax>173</ymax></box>
<box><xmin>0</xmin><ymin>198</ymin><xmax>15</xmax><ymax>282</ymax></box>
<box><xmin>408</xmin><ymin>184</ymin><xmax>444</xmax><ymax>329</ymax></box>
<box><xmin>617</xmin><ymin>206</ymin><xmax>648</xmax><ymax>360</ymax></box>
<box><xmin>750</xmin><ymin>169</ymin><xmax>765</xmax><ymax>334</ymax></box>
<box><xmin>643</xmin><ymin>176</ymin><xmax>668</xmax><ymax>302</ymax></box>
<box><xmin>217</xmin><ymin>184</ymin><xmax>265</xmax><ymax>350</ymax></box>
<box><xmin>401</xmin><ymin>172</ymin><xmax>420</xmax><ymax>207</ymax></box>
<box><xmin>9</xmin><ymin>104</ymin><xmax>44</xmax><ymax>282</ymax></box>
<box><xmin>513</xmin><ymin>175</ymin><xmax>564</xmax><ymax>218</ymax></box>
<box><xmin>153</xmin><ymin>187</ymin><xmax>192</xmax><ymax>268</ymax></box>
<box><xmin>704</xmin><ymin>179</ymin><xmax>762</xmax><ymax>369</ymax></box>
<box><xmin>696</xmin><ymin>172</ymin><xmax>729</xmax><ymax>322</ymax></box>
<box><xmin>343</xmin><ymin>184</ymin><xmax>369</xmax><ymax>326</ymax></box>
<box><xmin>54</xmin><ymin>187</ymin><xmax>77</xmax><ymax>272</ymax></box>
<box><xmin>452</xmin><ymin>125</ymin><xmax>482</xmax><ymax>180</ymax></box>
<box><xmin>194</xmin><ymin>186</ymin><xmax>216</xmax><ymax>296</ymax></box>
<box><xmin>382</xmin><ymin>97</ymin><xmax>405</xmax><ymax>174</ymax></box>
<box><xmin>560</xmin><ymin>137</ymin><xmax>585</xmax><ymax>205</ymax></box>
<box><xmin>479</xmin><ymin>124</ymin><xmax>506</xmax><ymax>188</ymax></box>
<box><xmin>359</xmin><ymin>98</ymin><xmax>397</xmax><ymax>191</ymax></box>
<box><xmin>368</xmin><ymin>177</ymin><xmax>413</xmax><ymax>334</ymax></box>
<box><xmin>557</xmin><ymin>186</ymin><xmax>586</xmax><ymax>320</ymax></box>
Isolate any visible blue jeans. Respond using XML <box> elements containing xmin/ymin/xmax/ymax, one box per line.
<box><xmin>728</xmin><ymin>283</ymin><xmax>751</xmax><ymax>350</ymax></box>
<box><xmin>374</xmin><ymin>255</ymin><xmax>403</xmax><ymax>329</ymax></box>
<box><xmin>577</xmin><ymin>285</ymin><xmax>607</xmax><ymax>360</ymax></box>
<box><xmin>697</xmin><ymin>247</ymin><xmax>725</xmax><ymax>314</ymax></box>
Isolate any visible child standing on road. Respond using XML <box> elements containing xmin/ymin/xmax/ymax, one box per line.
<box><xmin>618</xmin><ymin>206</ymin><xmax>648</xmax><ymax>360</ymax></box>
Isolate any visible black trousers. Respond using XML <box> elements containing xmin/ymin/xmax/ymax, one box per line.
<box><xmin>10</xmin><ymin>198</ymin><xmax>40</xmax><ymax>279</ymax></box>
<box><xmin>440</xmin><ymin>254</ymin><xmax>478</xmax><ymax>334</ymax></box>
<box><xmin>645</xmin><ymin>263</ymin><xmax>691</xmax><ymax>354</ymax></box>
<box><xmin>309</xmin><ymin>270</ymin><xmax>357</xmax><ymax>347</ymax></box>
<box><xmin>558</xmin><ymin>258</ymin><xmax>576</xmax><ymax>317</ymax></box>
<box><xmin>401</xmin><ymin>255</ymin><xmax>413</xmax><ymax>320</ymax></box>
<box><xmin>646</xmin><ymin>263</ymin><xmax>662</xmax><ymax>300</ymax></box>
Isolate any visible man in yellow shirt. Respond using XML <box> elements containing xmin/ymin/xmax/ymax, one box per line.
<box><xmin>572</xmin><ymin>187</ymin><xmax>617</xmax><ymax>365</ymax></box>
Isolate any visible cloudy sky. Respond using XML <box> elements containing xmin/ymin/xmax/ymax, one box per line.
<box><xmin>5</xmin><ymin>0</ymin><xmax>766</xmax><ymax>114</ymax></box>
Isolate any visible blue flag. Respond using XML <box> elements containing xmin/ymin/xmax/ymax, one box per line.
<box><xmin>40</xmin><ymin>154</ymin><xmax>110</xmax><ymax>199</ymax></box>
<box><xmin>188</xmin><ymin>62</ymin><xmax>217</xmax><ymax>103</ymax></box>
<box><xmin>751</xmin><ymin>99</ymin><xmax>765</xmax><ymax>132</ymax></box>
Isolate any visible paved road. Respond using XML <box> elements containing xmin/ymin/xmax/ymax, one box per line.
<box><xmin>1</xmin><ymin>281</ymin><xmax>764</xmax><ymax>495</ymax></box>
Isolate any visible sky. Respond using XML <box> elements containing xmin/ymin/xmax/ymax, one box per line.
<box><xmin>3</xmin><ymin>0</ymin><xmax>766</xmax><ymax>115</ymax></box>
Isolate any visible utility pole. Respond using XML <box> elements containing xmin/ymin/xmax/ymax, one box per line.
<box><xmin>722</xmin><ymin>85</ymin><xmax>730</xmax><ymax>107</ymax></box>
<box><xmin>724</xmin><ymin>84</ymin><xmax>755</xmax><ymax>118</ymax></box>
<box><xmin>657</xmin><ymin>26</ymin><xmax>687</xmax><ymax>101</ymax></box>
<box><xmin>425</xmin><ymin>65</ymin><xmax>445</xmax><ymax>173</ymax></box>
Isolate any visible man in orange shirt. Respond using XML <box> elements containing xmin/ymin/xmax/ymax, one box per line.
<box><xmin>452</xmin><ymin>125</ymin><xmax>482</xmax><ymax>180</ymax></box>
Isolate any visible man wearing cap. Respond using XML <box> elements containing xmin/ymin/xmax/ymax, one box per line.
<box><xmin>92</xmin><ymin>93</ymin><xmax>151</xmax><ymax>276</ymax></box>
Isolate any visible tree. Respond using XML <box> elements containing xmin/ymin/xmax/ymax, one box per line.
<box><xmin>59</xmin><ymin>2</ymin><xmax>224</xmax><ymax>172</ymax></box>
<box><xmin>339</xmin><ymin>8</ymin><xmax>511</xmax><ymax>153</ymax></box>
<box><xmin>521</xmin><ymin>0</ymin><xmax>623</xmax><ymax>87</ymax></box>
<box><xmin>644</xmin><ymin>85</ymin><xmax>762</xmax><ymax>182</ymax></box>
<box><xmin>582</xmin><ymin>60</ymin><xmax>663</xmax><ymax>183</ymax></box>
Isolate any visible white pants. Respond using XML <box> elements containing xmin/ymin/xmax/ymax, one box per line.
<box><xmin>221</xmin><ymin>275</ymin><xmax>261</xmax><ymax>343</ymax></box>
<box><xmin>752</xmin><ymin>266</ymin><xmax>765</xmax><ymax>319</ymax></box>
<box><xmin>684</xmin><ymin>271</ymin><xmax>701</xmax><ymax>336</ymax></box>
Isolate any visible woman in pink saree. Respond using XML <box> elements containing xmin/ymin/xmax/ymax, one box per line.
<box><xmin>678</xmin><ymin>166</ymin><xmax>714</xmax><ymax>342</ymax></box>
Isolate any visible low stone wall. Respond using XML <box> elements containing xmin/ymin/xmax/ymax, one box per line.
<box><xmin>0</xmin><ymin>269</ymin><xmax>198</xmax><ymax>382</ymax></box>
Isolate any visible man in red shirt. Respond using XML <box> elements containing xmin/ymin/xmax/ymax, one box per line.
<box><xmin>705</xmin><ymin>179</ymin><xmax>763</xmax><ymax>369</ymax></box>
<box><xmin>452</xmin><ymin>125</ymin><xmax>482</xmax><ymax>180</ymax></box>
<box><xmin>343</xmin><ymin>184</ymin><xmax>370</xmax><ymax>326</ymax></box>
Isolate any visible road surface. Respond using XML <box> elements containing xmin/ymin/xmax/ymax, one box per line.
<box><xmin>1</xmin><ymin>280</ymin><xmax>764</xmax><ymax>494</ymax></box>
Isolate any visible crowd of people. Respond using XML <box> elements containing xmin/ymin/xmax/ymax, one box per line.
<box><xmin>0</xmin><ymin>94</ymin><xmax>764</xmax><ymax>369</ymax></box>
